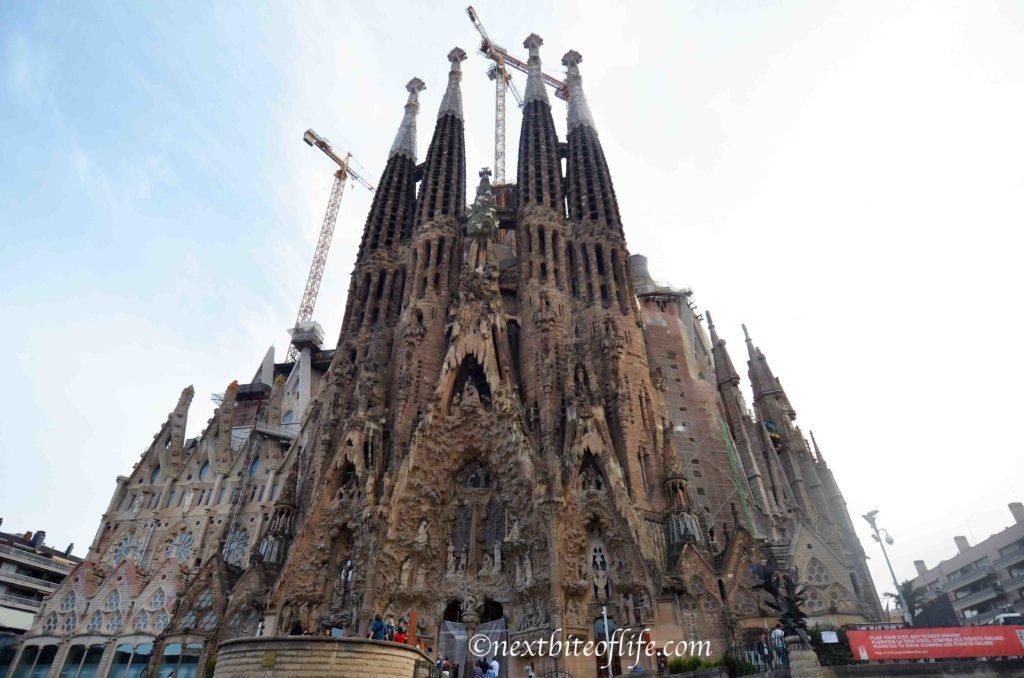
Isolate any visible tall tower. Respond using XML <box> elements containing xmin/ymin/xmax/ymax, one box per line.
<box><xmin>336</xmin><ymin>78</ymin><xmax>425</xmax><ymax>351</ymax></box>
<box><xmin>393</xmin><ymin>48</ymin><xmax>468</xmax><ymax>446</ymax></box>
<box><xmin>743</xmin><ymin>325</ymin><xmax>841</xmax><ymax>540</ymax></box>
<box><xmin>562</xmin><ymin>50</ymin><xmax>672</xmax><ymax>504</ymax></box>
<box><xmin>705</xmin><ymin>312</ymin><xmax>781</xmax><ymax>533</ymax></box>
<box><xmin>514</xmin><ymin>34</ymin><xmax>572</xmax><ymax>474</ymax></box>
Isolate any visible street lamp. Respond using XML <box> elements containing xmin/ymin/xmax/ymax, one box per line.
<box><xmin>862</xmin><ymin>510</ymin><xmax>912</xmax><ymax>626</ymax></box>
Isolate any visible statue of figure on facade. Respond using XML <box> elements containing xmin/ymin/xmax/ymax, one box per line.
<box><xmin>593</xmin><ymin>566</ymin><xmax>609</xmax><ymax>602</ymax></box>
<box><xmin>621</xmin><ymin>591</ymin><xmax>635</xmax><ymax>625</ymax></box>
<box><xmin>414</xmin><ymin>519</ymin><xmax>428</xmax><ymax>550</ymax></box>
<box><xmin>400</xmin><ymin>559</ymin><xmax>412</xmax><ymax>588</ymax></box>
<box><xmin>341</xmin><ymin>559</ymin><xmax>354</xmax><ymax>601</ymax></box>
<box><xmin>466</xmin><ymin>168</ymin><xmax>500</xmax><ymax>271</ymax></box>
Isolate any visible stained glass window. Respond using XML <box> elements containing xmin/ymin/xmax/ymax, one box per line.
<box><xmin>196</xmin><ymin>588</ymin><xmax>213</xmax><ymax>609</ymax></box>
<box><xmin>221</xmin><ymin>529</ymin><xmax>250</xmax><ymax>565</ymax></box>
<box><xmin>199</xmin><ymin>611</ymin><xmax>218</xmax><ymax>631</ymax></box>
<box><xmin>179</xmin><ymin>611</ymin><xmax>197</xmax><ymax>629</ymax></box>
<box><xmin>166</xmin><ymin>532</ymin><xmax>195</xmax><ymax>561</ymax></box>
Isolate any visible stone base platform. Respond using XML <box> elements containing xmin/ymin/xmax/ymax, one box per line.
<box><xmin>215</xmin><ymin>636</ymin><xmax>430</xmax><ymax>677</ymax></box>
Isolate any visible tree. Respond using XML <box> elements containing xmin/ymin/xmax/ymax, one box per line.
<box><xmin>884</xmin><ymin>580</ymin><xmax>926</xmax><ymax>624</ymax></box>
<box><xmin>752</xmin><ymin>563</ymin><xmax>810</xmax><ymax>642</ymax></box>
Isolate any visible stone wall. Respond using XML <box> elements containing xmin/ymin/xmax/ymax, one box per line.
<box><xmin>214</xmin><ymin>637</ymin><xmax>429</xmax><ymax>678</ymax></box>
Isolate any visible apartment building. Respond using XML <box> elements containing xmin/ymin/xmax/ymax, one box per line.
<box><xmin>910</xmin><ymin>503</ymin><xmax>1024</xmax><ymax>625</ymax></box>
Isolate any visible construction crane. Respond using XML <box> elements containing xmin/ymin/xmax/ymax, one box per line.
<box><xmin>466</xmin><ymin>6</ymin><xmax>568</xmax><ymax>185</ymax></box>
<box><xmin>288</xmin><ymin>129</ymin><xmax>375</xmax><ymax>362</ymax></box>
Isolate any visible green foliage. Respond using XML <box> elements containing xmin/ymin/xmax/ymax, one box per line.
<box><xmin>721</xmin><ymin>653</ymin><xmax>760</xmax><ymax>676</ymax></box>
<box><xmin>809</xmin><ymin>626</ymin><xmax>855</xmax><ymax>667</ymax></box>
<box><xmin>666</xmin><ymin>654</ymin><xmax>755</xmax><ymax>675</ymax></box>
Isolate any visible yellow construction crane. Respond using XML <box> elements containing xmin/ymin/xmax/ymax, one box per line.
<box><xmin>288</xmin><ymin>129</ymin><xmax>375</xmax><ymax>361</ymax></box>
<box><xmin>466</xmin><ymin>6</ymin><xmax>568</xmax><ymax>185</ymax></box>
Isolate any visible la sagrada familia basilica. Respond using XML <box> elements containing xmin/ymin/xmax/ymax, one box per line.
<box><xmin>14</xmin><ymin>31</ymin><xmax>882</xmax><ymax>678</ymax></box>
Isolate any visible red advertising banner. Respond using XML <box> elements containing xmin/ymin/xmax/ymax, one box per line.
<box><xmin>846</xmin><ymin>626</ymin><xmax>1024</xmax><ymax>661</ymax></box>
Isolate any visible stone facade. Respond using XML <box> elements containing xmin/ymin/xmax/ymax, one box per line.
<box><xmin>12</xmin><ymin>30</ymin><xmax>882</xmax><ymax>678</ymax></box>
<box><xmin>215</xmin><ymin>637</ymin><xmax>427</xmax><ymax>678</ymax></box>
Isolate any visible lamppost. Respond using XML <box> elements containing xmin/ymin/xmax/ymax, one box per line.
<box><xmin>862</xmin><ymin>510</ymin><xmax>912</xmax><ymax>626</ymax></box>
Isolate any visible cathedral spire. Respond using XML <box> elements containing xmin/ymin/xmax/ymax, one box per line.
<box><xmin>516</xmin><ymin>34</ymin><xmax>563</xmax><ymax>211</ymax></box>
<box><xmin>415</xmin><ymin>48</ymin><xmax>467</xmax><ymax>226</ymax></box>
<box><xmin>389</xmin><ymin>78</ymin><xmax>425</xmax><ymax>161</ymax></box>
<box><xmin>743</xmin><ymin>324</ymin><xmax>794</xmax><ymax>416</ymax></box>
<box><xmin>523</xmin><ymin>34</ymin><xmax>549</xmax><ymax>105</ymax></box>
<box><xmin>437</xmin><ymin>48</ymin><xmax>466</xmax><ymax>120</ymax></box>
<box><xmin>810</xmin><ymin>430</ymin><xmax>826</xmax><ymax>465</ymax></box>
<box><xmin>562</xmin><ymin>50</ymin><xmax>595</xmax><ymax>133</ymax></box>
<box><xmin>706</xmin><ymin>312</ymin><xmax>740</xmax><ymax>387</ymax></box>
<box><xmin>353</xmin><ymin>78</ymin><xmax>425</xmax><ymax>266</ymax></box>
<box><xmin>563</xmin><ymin>49</ymin><xmax>622</xmax><ymax>231</ymax></box>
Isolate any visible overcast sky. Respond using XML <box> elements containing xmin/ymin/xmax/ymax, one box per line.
<box><xmin>2</xmin><ymin>1</ymin><xmax>1022</xmax><ymax>605</ymax></box>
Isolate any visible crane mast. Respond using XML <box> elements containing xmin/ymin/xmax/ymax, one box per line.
<box><xmin>467</xmin><ymin>6</ymin><xmax>564</xmax><ymax>185</ymax></box>
<box><xmin>289</xmin><ymin>129</ymin><xmax>374</xmax><ymax>362</ymax></box>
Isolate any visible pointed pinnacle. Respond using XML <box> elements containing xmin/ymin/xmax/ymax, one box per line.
<box><xmin>438</xmin><ymin>47</ymin><xmax>466</xmax><ymax>120</ymax></box>
<box><xmin>390</xmin><ymin>78</ymin><xmax>424</xmax><ymax>160</ymax></box>
<box><xmin>562</xmin><ymin>49</ymin><xmax>595</xmax><ymax>133</ymax></box>
<box><xmin>523</xmin><ymin>34</ymin><xmax>548</xmax><ymax>105</ymax></box>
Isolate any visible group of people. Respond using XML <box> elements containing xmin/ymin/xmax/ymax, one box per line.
<box><xmin>430</xmin><ymin>653</ymin><xmax>503</xmax><ymax>678</ymax></box>
<box><xmin>756</xmin><ymin>624</ymin><xmax>789</xmax><ymax>668</ymax></box>
<box><xmin>368</xmin><ymin>614</ymin><xmax>409</xmax><ymax>644</ymax></box>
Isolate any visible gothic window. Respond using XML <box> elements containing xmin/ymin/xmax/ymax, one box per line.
<box><xmin>167</xmin><ymin>532</ymin><xmax>196</xmax><ymax>562</ymax></box>
<box><xmin>87</xmin><ymin>611</ymin><xmax>102</xmax><ymax>632</ymax></box>
<box><xmin>828</xmin><ymin>584</ymin><xmax>855</xmax><ymax>610</ymax></box>
<box><xmin>733</xmin><ymin>591</ymin><xmax>757</xmax><ymax>616</ymax></box>
<box><xmin>134</xmin><ymin>610</ymin><xmax>149</xmax><ymax>631</ymax></box>
<box><xmin>804</xmin><ymin>587</ymin><xmax>825</xmax><ymax>612</ymax></box>
<box><xmin>150</xmin><ymin>588</ymin><xmax>167</xmax><ymax>611</ymax></box>
<box><xmin>104</xmin><ymin>590</ymin><xmax>121</xmax><ymax>611</ymax></box>
<box><xmin>179</xmin><ymin>611</ymin><xmax>197</xmax><ymax>630</ymax></box>
<box><xmin>60</xmin><ymin>592</ymin><xmax>76</xmax><ymax>612</ymax></box>
<box><xmin>196</xmin><ymin>588</ymin><xmax>214</xmax><ymax>610</ymax></box>
<box><xmin>221</xmin><ymin>528</ymin><xmax>250</xmax><ymax>565</ymax></box>
<box><xmin>482</xmin><ymin>499</ymin><xmax>505</xmax><ymax>547</ymax></box>
<box><xmin>806</xmin><ymin>558</ymin><xmax>834</xmax><ymax>586</ymax></box>
<box><xmin>112</xmin><ymin>533</ymin><xmax>138</xmax><ymax>565</ymax></box>
<box><xmin>153</xmin><ymin>610</ymin><xmax>170</xmax><ymax>634</ymax></box>
<box><xmin>107</xmin><ymin>611</ymin><xmax>124</xmax><ymax>633</ymax></box>
<box><xmin>42</xmin><ymin>613</ymin><xmax>58</xmax><ymax>633</ymax></box>
<box><xmin>150</xmin><ymin>465</ymin><xmax>161</xmax><ymax>485</ymax></box>
<box><xmin>199</xmin><ymin>611</ymin><xmax>219</xmax><ymax>631</ymax></box>
<box><xmin>198</xmin><ymin>461</ymin><xmax>210</xmax><ymax>481</ymax></box>
<box><xmin>451</xmin><ymin>504</ymin><xmax>471</xmax><ymax>551</ymax></box>
<box><xmin>700</xmin><ymin>595</ymin><xmax>721</xmax><ymax>613</ymax></box>
<box><xmin>249</xmin><ymin>457</ymin><xmax>260</xmax><ymax>477</ymax></box>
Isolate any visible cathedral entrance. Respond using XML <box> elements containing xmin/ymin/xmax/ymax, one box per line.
<box><xmin>437</xmin><ymin>600</ymin><xmax>508</xmax><ymax>677</ymax></box>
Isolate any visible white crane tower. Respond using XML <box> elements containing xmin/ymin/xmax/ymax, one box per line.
<box><xmin>466</xmin><ymin>6</ymin><xmax>568</xmax><ymax>185</ymax></box>
<box><xmin>288</xmin><ymin>129</ymin><xmax>375</xmax><ymax>361</ymax></box>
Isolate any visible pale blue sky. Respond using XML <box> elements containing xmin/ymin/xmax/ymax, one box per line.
<box><xmin>2</xmin><ymin>1</ymin><xmax>1022</xmax><ymax>602</ymax></box>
